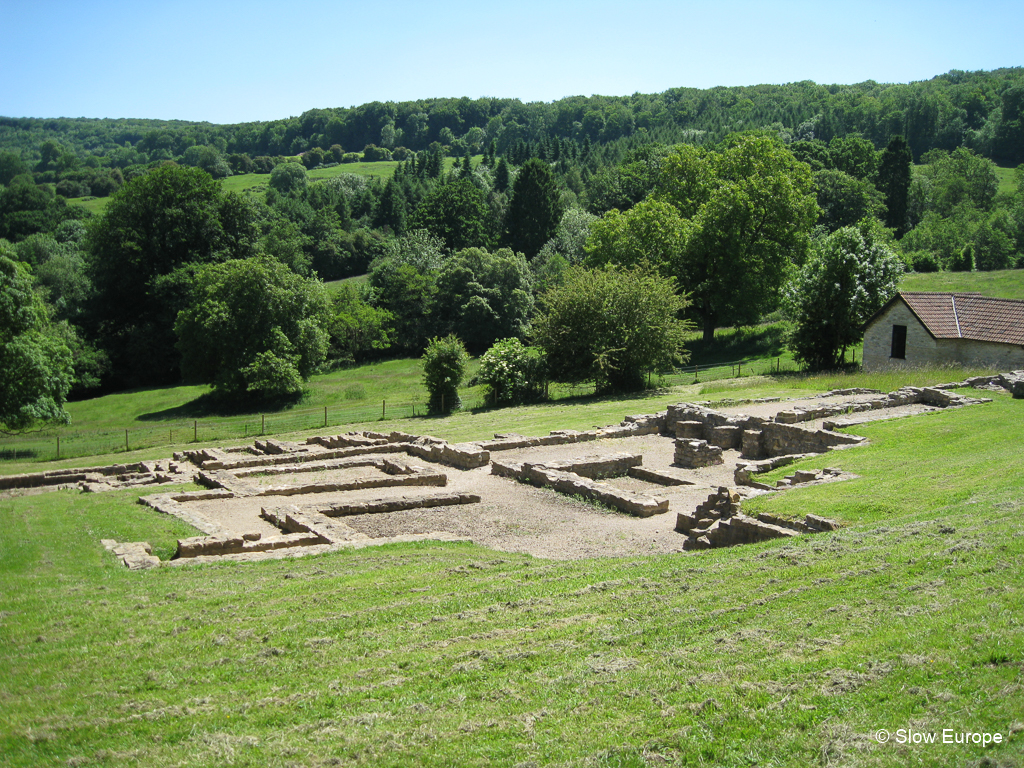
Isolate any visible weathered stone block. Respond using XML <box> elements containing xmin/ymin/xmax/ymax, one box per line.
<box><xmin>741</xmin><ymin>429</ymin><xmax>763</xmax><ymax>459</ymax></box>
<box><xmin>674</xmin><ymin>420</ymin><xmax>704</xmax><ymax>439</ymax></box>
<box><xmin>673</xmin><ymin>439</ymin><xmax>723</xmax><ymax>468</ymax></box>
<box><xmin>708</xmin><ymin>425</ymin><xmax>742</xmax><ymax>449</ymax></box>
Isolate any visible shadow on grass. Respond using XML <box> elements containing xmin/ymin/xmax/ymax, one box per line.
<box><xmin>0</xmin><ymin>447</ymin><xmax>40</xmax><ymax>462</ymax></box>
<box><xmin>136</xmin><ymin>390</ymin><xmax>305</xmax><ymax>421</ymax></box>
<box><xmin>687</xmin><ymin>322</ymin><xmax>789</xmax><ymax>366</ymax></box>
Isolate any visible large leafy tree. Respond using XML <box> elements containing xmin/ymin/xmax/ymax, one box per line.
<box><xmin>503</xmin><ymin>158</ymin><xmax>563</xmax><ymax>258</ymax></box>
<box><xmin>86</xmin><ymin>164</ymin><xmax>259</xmax><ymax>385</ymax></box>
<box><xmin>433</xmin><ymin>247</ymin><xmax>533</xmax><ymax>353</ymax></box>
<box><xmin>813</xmin><ymin>169</ymin><xmax>885</xmax><ymax>233</ymax></box>
<box><xmin>0</xmin><ymin>255</ymin><xmax>73</xmax><ymax>432</ymax></box>
<box><xmin>532</xmin><ymin>264</ymin><xmax>691</xmax><ymax>393</ymax></box>
<box><xmin>411</xmin><ymin>179</ymin><xmax>494</xmax><ymax>251</ymax></box>
<box><xmin>367</xmin><ymin>230</ymin><xmax>445</xmax><ymax>353</ymax></box>
<box><xmin>175</xmin><ymin>258</ymin><xmax>330</xmax><ymax>400</ymax></box>
<box><xmin>785</xmin><ymin>221</ymin><xmax>904</xmax><ymax>370</ymax></box>
<box><xmin>584</xmin><ymin>198</ymin><xmax>685</xmax><ymax>271</ymax></box>
<box><xmin>657</xmin><ymin>134</ymin><xmax>819</xmax><ymax>341</ymax></box>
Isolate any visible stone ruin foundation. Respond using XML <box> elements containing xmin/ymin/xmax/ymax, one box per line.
<box><xmin>2</xmin><ymin>375</ymin><xmax>1009</xmax><ymax>568</ymax></box>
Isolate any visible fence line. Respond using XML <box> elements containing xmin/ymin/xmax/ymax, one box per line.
<box><xmin>0</xmin><ymin>355</ymin><xmax>798</xmax><ymax>464</ymax></box>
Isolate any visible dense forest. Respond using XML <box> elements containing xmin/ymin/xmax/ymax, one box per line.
<box><xmin>2</xmin><ymin>68</ymin><xmax>1023</xmax><ymax>431</ymax></box>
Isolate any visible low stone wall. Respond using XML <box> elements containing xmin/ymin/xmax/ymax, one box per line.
<box><xmin>492</xmin><ymin>454</ymin><xmax>669</xmax><ymax>518</ymax></box>
<box><xmin>532</xmin><ymin>452</ymin><xmax>642</xmax><ymax>479</ymax></box>
<box><xmin>256</xmin><ymin>472</ymin><xmax>447</xmax><ymax>497</ymax></box>
<box><xmin>626</xmin><ymin>466</ymin><xmax>694</xmax><ymax>486</ymax></box>
<box><xmin>757</xmin><ymin>421</ymin><xmax>866</xmax><ymax>457</ymax></box>
<box><xmin>402</xmin><ymin>438</ymin><xmax>490</xmax><ymax>469</ymax></box>
<box><xmin>175</xmin><ymin>531</ymin><xmax>325</xmax><ymax>559</ymax></box>
<box><xmin>673</xmin><ymin>439</ymin><xmax>723</xmax><ymax>468</ymax></box>
<box><xmin>314</xmin><ymin>491</ymin><xmax>482</xmax><ymax>517</ymax></box>
<box><xmin>0</xmin><ymin>461</ymin><xmax>156</xmax><ymax>491</ymax></box>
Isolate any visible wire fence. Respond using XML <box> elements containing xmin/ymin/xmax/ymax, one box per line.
<box><xmin>0</xmin><ymin>355</ymin><xmax>798</xmax><ymax>465</ymax></box>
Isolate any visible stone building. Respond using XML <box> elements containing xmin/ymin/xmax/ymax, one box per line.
<box><xmin>862</xmin><ymin>291</ymin><xmax>1024</xmax><ymax>371</ymax></box>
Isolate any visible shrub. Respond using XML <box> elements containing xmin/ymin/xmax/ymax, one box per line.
<box><xmin>949</xmin><ymin>243</ymin><xmax>974</xmax><ymax>272</ymax></box>
<box><xmin>908</xmin><ymin>250</ymin><xmax>940</xmax><ymax>273</ymax></box>
<box><xmin>422</xmin><ymin>334</ymin><xmax>469</xmax><ymax>413</ymax></box>
<box><xmin>478</xmin><ymin>338</ymin><xmax>546</xmax><ymax>405</ymax></box>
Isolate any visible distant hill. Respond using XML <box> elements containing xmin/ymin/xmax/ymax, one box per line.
<box><xmin>3</xmin><ymin>67</ymin><xmax>1023</xmax><ymax>167</ymax></box>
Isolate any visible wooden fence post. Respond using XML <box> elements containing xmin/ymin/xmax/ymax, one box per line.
<box><xmin>194</xmin><ymin>420</ymin><xmax>197</xmax><ymax>442</ymax></box>
<box><xmin>125</xmin><ymin>429</ymin><xmax>129</xmax><ymax>452</ymax></box>
<box><xmin>324</xmin><ymin>406</ymin><xmax>328</xmax><ymax>428</ymax></box>
<box><xmin>261</xmin><ymin>414</ymin><xmax>265</xmax><ymax>435</ymax></box>
<box><xmin>56</xmin><ymin>436</ymin><xmax>60</xmax><ymax>458</ymax></box>
<box><xmin>382</xmin><ymin>399</ymin><xmax>386</xmax><ymax>419</ymax></box>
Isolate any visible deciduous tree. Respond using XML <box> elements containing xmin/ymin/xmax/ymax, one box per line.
<box><xmin>658</xmin><ymin>134</ymin><xmax>819</xmax><ymax>341</ymax></box>
<box><xmin>0</xmin><ymin>255</ymin><xmax>73</xmax><ymax>432</ymax></box>
<box><xmin>785</xmin><ymin>221</ymin><xmax>904</xmax><ymax>370</ymax></box>
<box><xmin>532</xmin><ymin>264</ymin><xmax>691</xmax><ymax>393</ymax></box>
<box><xmin>175</xmin><ymin>258</ymin><xmax>330</xmax><ymax>400</ymax></box>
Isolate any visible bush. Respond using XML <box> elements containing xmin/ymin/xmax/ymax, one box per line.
<box><xmin>362</xmin><ymin>144</ymin><xmax>393</xmax><ymax>162</ymax></box>
<box><xmin>478</xmin><ymin>338</ymin><xmax>546</xmax><ymax>405</ymax></box>
<box><xmin>950</xmin><ymin>244</ymin><xmax>974</xmax><ymax>272</ymax></box>
<box><xmin>422</xmin><ymin>334</ymin><xmax>469</xmax><ymax>414</ymax></box>
<box><xmin>908</xmin><ymin>250</ymin><xmax>940</xmax><ymax>273</ymax></box>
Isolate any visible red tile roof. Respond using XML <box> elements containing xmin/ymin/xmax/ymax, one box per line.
<box><xmin>899</xmin><ymin>292</ymin><xmax>1024</xmax><ymax>345</ymax></box>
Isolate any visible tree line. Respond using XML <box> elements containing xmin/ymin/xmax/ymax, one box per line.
<box><xmin>2</xmin><ymin>69</ymin><xmax>1024</xmax><ymax>432</ymax></box>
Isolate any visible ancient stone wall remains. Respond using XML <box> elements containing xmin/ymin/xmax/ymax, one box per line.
<box><xmin>674</xmin><ymin>486</ymin><xmax>840</xmax><ymax>551</ymax></box>
<box><xmin>492</xmin><ymin>453</ymin><xmax>669</xmax><ymax>518</ymax></box>
<box><xmin>673</xmin><ymin>439</ymin><xmax>724</xmax><ymax>468</ymax></box>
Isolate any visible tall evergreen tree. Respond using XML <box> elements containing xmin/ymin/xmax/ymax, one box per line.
<box><xmin>493</xmin><ymin>156</ymin><xmax>510</xmax><ymax>193</ymax></box>
<box><xmin>503</xmin><ymin>158</ymin><xmax>563</xmax><ymax>258</ymax></box>
<box><xmin>373</xmin><ymin>177</ymin><xmax>408</xmax><ymax>234</ymax></box>
<box><xmin>877</xmin><ymin>136</ymin><xmax>913</xmax><ymax>237</ymax></box>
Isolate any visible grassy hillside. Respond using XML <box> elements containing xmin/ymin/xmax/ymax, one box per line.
<box><xmin>70</xmin><ymin>156</ymin><xmax>473</xmax><ymax>212</ymax></box>
<box><xmin>900</xmin><ymin>268</ymin><xmax>1024</xmax><ymax>299</ymax></box>
<box><xmin>1</xmin><ymin>374</ymin><xmax>1022</xmax><ymax>766</ymax></box>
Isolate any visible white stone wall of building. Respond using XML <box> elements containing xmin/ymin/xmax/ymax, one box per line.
<box><xmin>863</xmin><ymin>301</ymin><xmax>1024</xmax><ymax>370</ymax></box>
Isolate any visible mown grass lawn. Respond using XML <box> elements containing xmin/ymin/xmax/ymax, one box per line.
<box><xmin>1</xmin><ymin>376</ymin><xmax>1023</xmax><ymax>766</ymax></box>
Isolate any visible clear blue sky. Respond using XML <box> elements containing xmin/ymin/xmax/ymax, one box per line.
<box><xmin>2</xmin><ymin>0</ymin><xmax>1021</xmax><ymax>124</ymax></box>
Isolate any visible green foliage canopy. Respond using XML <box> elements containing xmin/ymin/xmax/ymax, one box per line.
<box><xmin>411</xmin><ymin>179</ymin><xmax>494</xmax><ymax>251</ymax></box>
<box><xmin>785</xmin><ymin>221</ymin><xmax>905</xmax><ymax>370</ymax></box>
<box><xmin>657</xmin><ymin>134</ymin><xmax>820</xmax><ymax>340</ymax></box>
<box><xmin>421</xmin><ymin>334</ymin><xmax>469</xmax><ymax>413</ymax></box>
<box><xmin>503</xmin><ymin>158</ymin><xmax>563</xmax><ymax>259</ymax></box>
<box><xmin>0</xmin><ymin>255</ymin><xmax>73</xmax><ymax>432</ymax></box>
<box><xmin>532</xmin><ymin>264</ymin><xmax>691</xmax><ymax>393</ymax></box>
<box><xmin>175</xmin><ymin>258</ymin><xmax>330</xmax><ymax>399</ymax></box>
<box><xmin>433</xmin><ymin>247</ymin><xmax>534</xmax><ymax>354</ymax></box>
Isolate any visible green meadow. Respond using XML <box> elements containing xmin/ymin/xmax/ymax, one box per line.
<box><xmin>900</xmin><ymin>267</ymin><xmax>1024</xmax><ymax>299</ymax></box>
<box><xmin>2</xmin><ymin>369</ymin><xmax>1023</xmax><ymax>767</ymax></box>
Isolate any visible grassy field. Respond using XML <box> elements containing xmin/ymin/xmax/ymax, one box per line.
<box><xmin>0</xmin><ymin>331</ymin><xmax>804</xmax><ymax>471</ymax></box>
<box><xmin>994</xmin><ymin>165</ymin><xmax>1019</xmax><ymax>197</ymax></box>
<box><xmin>900</xmin><ymin>268</ymin><xmax>1024</xmax><ymax>299</ymax></box>
<box><xmin>66</xmin><ymin>195</ymin><xmax>111</xmax><ymax>215</ymax></box>
<box><xmin>1</xmin><ymin>371</ymin><xmax>1022</xmax><ymax>767</ymax></box>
